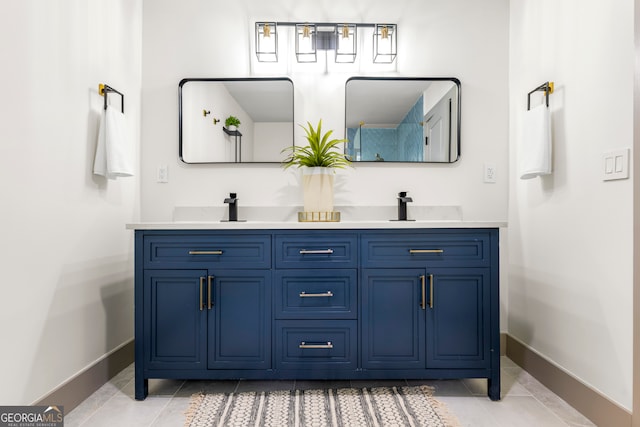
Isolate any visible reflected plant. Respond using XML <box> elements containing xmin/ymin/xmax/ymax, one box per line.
<box><xmin>224</xmin><ymin>116</ymin><xmax>241</xmax><ymax>128</ymax></box>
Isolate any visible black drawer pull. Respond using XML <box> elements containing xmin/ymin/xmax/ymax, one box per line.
<box><xmin>299</xmin><ymin>341</ymin><xmax>333</xmax><ymax>349</ymax></box>
<box><xmin>299</xmin><ymin>249</ymin><xmax>334</xmax><ymax>255</ymax></box>
<box><xmin>299</xmin><ymin>291</ymin><xmax>334</xmax><ymax>298</ymax></box>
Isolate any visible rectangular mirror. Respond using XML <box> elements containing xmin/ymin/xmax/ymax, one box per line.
<box><xmin>345</xmin><ymin>77</ymin><xmax>460</xmax><ymax>163</ymax></box>
<box><xmin>179</xmin><ymin>78</ymin><xmax>294</xmax><ymax>163</ymax></box>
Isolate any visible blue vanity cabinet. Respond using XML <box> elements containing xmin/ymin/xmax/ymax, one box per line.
<box><xmin>362</xmin><ymin>268</ymin><xmax>492</xmax><ymax>366</ymax></box>
<box><xmin>360</xmin><ymin>229</ymin><xmax>500</xmax><ymax>400</ymax></box>
<box><xmin>134</xmin><ymin>227</ymin><xmax>500</xmax><ymax>401</ymax></box>
<box><xmin>135</xmin><ymin>231</ymin><xmax>272</xmax><ymax>400</ymax></box>
<box><xmin>274</xmin><ymin>232</ymin><xmax>358</xmax><ymax>372</ymax></box>
<box><xmin>143</xmin><ymin>268</ymin><xmax>271</xmax><ymax>371</ymax></box>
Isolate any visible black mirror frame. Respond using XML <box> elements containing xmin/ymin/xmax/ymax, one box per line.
<box><xmin>178</xmin><ymin>77</ymin><xmax>295</xmax><ymax>164</ymax></box>
<box><xmin>344</xmin><ymin>76</ymin><xmax>461</xmax><ymax>163</ymax></box>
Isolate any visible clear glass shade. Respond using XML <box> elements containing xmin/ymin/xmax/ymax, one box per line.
<box><xmin>335</xmin><ymin>24</ymin><xmax>356</xmax><ymax>63</ymax></box>
<box><xmin>295</xmin><ymin>24</ymin><xmax>317</xmax><ymax>62</ymax></box>
<box><xmin>373</xmin><ymin>24</ymin><xmax>397</xmax><ymax>63</ymax></box>
<box><xmin>255</xmin><ymin>22</ymin><xmax>278</xmax><ymax>62</ymax></box>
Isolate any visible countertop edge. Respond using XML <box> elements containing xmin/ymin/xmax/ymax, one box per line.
<box><xmin>126</xmin><ymin>221</ymin><xmax>508</xmax><ymax>230</ymax></box>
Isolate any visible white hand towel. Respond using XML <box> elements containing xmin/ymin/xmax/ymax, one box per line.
<box><xmin>93</xmin><ymin>105</ymin><xmax>134</xmax><ymax>179</ymax></box>
<box><xmin>519</xmin><ymin>103</ymin><xmax>552</xmax><ymax>180</ymax></box>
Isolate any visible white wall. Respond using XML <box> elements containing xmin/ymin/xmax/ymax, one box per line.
<box><xmin>254</xmin><ymin>122</ymin><xmax>293</xmax><ymax>162</ymax></box>
<box><xmin>181</xmin><ymin>82</ymin><xmax>255</xmax><ymax>162</ymax></box>
<box><xmin>509</xmin><ymin>0</ymin><xmax>634</xmax><ymax>410</ymax></box>
<box><xmin>141</xmin><ymin>0</ymin><xmax>510</xmax><ymax>223</ymax></box>
<box><xmin>0</xmin><ymin>0</ymin><xmax>141</xmax><ymax>405</ymax></box>
<box><xmin>8</xmin><ymin>0</ymin><xmax>632</xmax><ymax>411</ymax></box>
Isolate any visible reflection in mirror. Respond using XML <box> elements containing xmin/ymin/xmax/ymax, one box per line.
<box><xmin>179</xmin><ymin>78</ymin><xmax>294</xmax><ymax>163</ymax></box>
<box><xmin>345</xmin><ymin>77</ymin><xmax>460</xmax><ymax>163</ymax></box>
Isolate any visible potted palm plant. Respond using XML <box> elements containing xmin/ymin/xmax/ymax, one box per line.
<box><xmin>282</xmin><ymin>120</ymin><xmax>351</xmax><ymax>217</ymax></box>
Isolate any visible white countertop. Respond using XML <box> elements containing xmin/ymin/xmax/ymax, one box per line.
<box><xmin>126</xmin><ymin>206</ymin><xmax>506</xmax><ymax>230</ymax></box>
<box><xmin>126</xmin><ymin>220</ymin><xmax>506</xmax><ymax>230</ymax></box>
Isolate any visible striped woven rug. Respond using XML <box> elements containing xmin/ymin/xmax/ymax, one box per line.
<box><xmin>184</xmin><ymin>385</ymin><xmax>460</xmax><ymax>427</ymax></box>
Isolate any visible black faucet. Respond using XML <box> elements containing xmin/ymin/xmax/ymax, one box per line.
<box><xmin>397</xmin><ymin>191</ymin><xmax>413</xmax><ymax>221</ymax></box>
<box><xmin>224</xmin><ymin>193</ymin><xmax>239</xmax><ymax>222</ymax></box>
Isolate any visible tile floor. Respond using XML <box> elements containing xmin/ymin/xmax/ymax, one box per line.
<box><xmin>64</xmin><ymin>357</ymin><xmax>596</xmax><ymax>427</ymax></box>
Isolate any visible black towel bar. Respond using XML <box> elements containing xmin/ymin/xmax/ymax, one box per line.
<box><xmin>527</xmin><ymin>81</ymin><xmax>554</xmax><ymax>111</ymax></box>
<box><xmin>99</xmin><ymin>84</ymin><xmax>124</xmax><ymax>113</ymax></box>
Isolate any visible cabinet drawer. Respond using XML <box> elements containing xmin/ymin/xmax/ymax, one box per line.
<box><xmin>274</xmin><ymin>269</ymin><xmax>357</xmax><ymax>319</ymax></box>
<box><xmin>275</xmin><ymin>233</ymin><xmax>357</xmax><ymax>269</ymax></box>
<box><xmin>275</xmin><ymin>320</ymin><xmax>357</xmax><ymax>370</ymax></box>
<box><xmin>362</xmin><ymin>231</ymin><xmax>491</xmax><ymax>268</ymax></box>
<box><xmin>143</xmin><ymin>233</ymin><xmax>271</xmax><ymax>269</ymax></box>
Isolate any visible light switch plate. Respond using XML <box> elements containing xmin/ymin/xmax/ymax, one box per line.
<box><xmin>602</xmin><ymin>149</ymin><xmax>629</xmax><ymax>181</ymax></box>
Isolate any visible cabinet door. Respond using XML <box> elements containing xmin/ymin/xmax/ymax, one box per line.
<box><xmin>361</xmin><ymin>269</ymin><xmax>425</xmax><ymax>369</ymax></box>
<box><xmin>207</xmin><ymin>270</ymin><xmax>271</xmax><ymax>369</ymax></box>
<box><xmin>144</xmin><ymin>270</ymin><xmax>208</xmax><ymax>370</ymax></box>
<box><xmin>426</xmin><ymin>268</ymin><xmax>491</xmax><ymax>369</ymax></box>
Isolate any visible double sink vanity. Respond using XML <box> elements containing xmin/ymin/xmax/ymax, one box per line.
<box><xmin>128</xmin><ymin>208</ymin><xmax>503</xmax><ymax>401</ymax></box>
<box><xmin>134</xmin><ymin>74</ymin><xmax>502</xmax><ymax>401</ymax></box>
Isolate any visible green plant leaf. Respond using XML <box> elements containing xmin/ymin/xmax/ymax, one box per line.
<box><xmin>281</xmin><ymin>119</ymin><xmax>352</xmax><ymax>170</ymax></box>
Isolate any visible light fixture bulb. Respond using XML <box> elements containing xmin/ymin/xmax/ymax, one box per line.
<box><xmin>342</xmin><ymin>24</ymin><xmax>350</xmax><ymax>39</ymax></box>
<box><xmin>256</xmin><ymin>22</ymin><xmax>277</xmax><ymax>62</ymax></box>
<box><xmin>373</xmin><ymin>24</ymin><xmax>396</xmax><ymax>63</ymax></box>
<box><xmin>303</xmin><ymin>24</ymin><xmax>311</xmax><ymax>38</ymax></box>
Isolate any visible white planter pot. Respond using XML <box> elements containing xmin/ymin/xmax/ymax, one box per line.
<box><xmin>302</xmin><ymin>167</ymin><xmax>334</xmax><ymax>212</ymax></box>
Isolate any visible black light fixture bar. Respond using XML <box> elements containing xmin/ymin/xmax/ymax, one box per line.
<box><xmin>255</xmin><ymin>22</ymin><xmax>396</xmax><ymax>64</ymax></box>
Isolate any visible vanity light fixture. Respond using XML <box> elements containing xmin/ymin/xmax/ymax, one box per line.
<box><xmin>295</xmin><ymin>23</ymin><xmax>317</xmax><ymax>62</ymax></box>
<box><xmin>255</xmin><ymin>22</ymin><xmax>278</xmax><ymax>62</ymax></box>
<box><xmin>335</xmin><ymin>23</ymin><xmax>357</xmax><ymax>63</ymax></box>
<box><xmin>373</xmin><ymin>24</ymin><xmax>397</xmax><ymax>63</ymax></box>
<box><xmin>254</xmin><ymin>21</ymin><xmax>397</xmax><ymax>64</ymax></box>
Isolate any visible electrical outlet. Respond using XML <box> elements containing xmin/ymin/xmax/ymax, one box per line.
<box><xmin>484</xmin><ymin>163</ymin><xmax>496</xmax><ymax>183</ymax></box>
<box><xmin>157</xmin><ymin>165</ymin><xmax>168</xmax><ymax>183</ymax></box>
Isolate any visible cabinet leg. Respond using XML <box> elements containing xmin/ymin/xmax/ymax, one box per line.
<box><xmin>135</xmin><ymin>377</ymin><xmax>148</xmax><ymax>401</ymax></box>
<box><xmin>487</xmin><ymin>375</ymin><xmax>501</xmax><ymax>401</ymax></box>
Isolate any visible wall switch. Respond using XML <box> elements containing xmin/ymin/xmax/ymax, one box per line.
<box><xmin>157</xmin><ymin>165</ymin><xmax>169</xmax><ymax>183</ymax></box>
<box><xmin>602</xmin><ymin>149</ymin><xmax>629</xmax><ymax>181</ymax></box>
<box><xmin>484</xmin><ymin>163</ymin><xmax>497</xmax><ymax>183</ymax></box>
